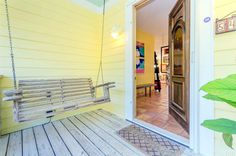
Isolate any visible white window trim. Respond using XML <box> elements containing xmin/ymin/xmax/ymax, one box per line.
<box><xmin>124</xmin><ymin>0</ymin><xmax>214</xmax><ymax>155</ymax></box>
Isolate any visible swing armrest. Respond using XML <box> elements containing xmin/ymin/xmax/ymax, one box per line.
<box><xmin>3</xmin><ymin>89</ymin><xmax>23</xmax><ymax>102</ymax></box>
<box><xmin>4</xmin><ymin>89</ymin><xmax>22</xmax><ymax>96</ymax></box>
<box><xmin>94</xmin><ymin>82</ymin><xmax>115</xmax><ymax>89</ymax></box>
<box><xmin>93</xmin><ymin>82</ymin><xmax>115</xmax><ymax>103</ymax></box>
<box><xmin>3</xmin><ymin>95</ymin><xmax>22</xmax><ymax>101</ymax></box>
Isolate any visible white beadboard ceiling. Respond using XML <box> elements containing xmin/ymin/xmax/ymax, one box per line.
<box><xmin>137</xmin><ymin>0</ymin><xmax>177</xmax><ymax>38</ymax></box>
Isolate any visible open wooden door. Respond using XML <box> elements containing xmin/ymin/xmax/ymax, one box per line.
<box><xmin>168</xmin><ymin>0</ymin><xmax>190</xmax><ymax>133</ymax></box>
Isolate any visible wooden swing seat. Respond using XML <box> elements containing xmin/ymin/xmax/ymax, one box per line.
<box><xmin>3</xmin><ymin>78</ymin><xmax>115</xmax><ymax>122</ymax></box>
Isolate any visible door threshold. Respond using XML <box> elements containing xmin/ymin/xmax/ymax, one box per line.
<box><xmin>130</xmin><ymin>118</ymin><xmax>190</xmax><ymax>147</ymax></box>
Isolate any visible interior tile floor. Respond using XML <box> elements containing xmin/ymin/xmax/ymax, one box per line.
<box><xmin>136</xmin><ymin>84</ymin><xmax>189</xmax><ymax>139</ymax></box>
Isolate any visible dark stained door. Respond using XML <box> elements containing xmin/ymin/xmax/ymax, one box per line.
<box><xmin>168</xmin><ymin>0</ymin><xmax>190</xmax><ymax>133</ymax></box>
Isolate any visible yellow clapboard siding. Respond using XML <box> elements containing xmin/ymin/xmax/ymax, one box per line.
<box><xmin>0</xmin><ymin>0</ymin><xmax>103</xmax><ymax>135</ymax></box>
<box><xmin>214</xmin><ymin>0</ymin><xmax>236</xmax><ymax>155</ymax></box>
<box><xmin>18</xmin><ymin>0</ymin><xmax>99</xmax><ymax>25</ymax></box>
<box><xmin>214</xmin><ymin>50</ymin><xmax>236</xmax><ymax>66</ymax></box>
<box><xmin>0</xmin><ymin>37</ymin><xmax>98</xmax><ymax>52</ymax></box>
<box><xmin>214</xmin><ymin>66</ymin><xmax>236</xmax><ymax>78</ymax></box>
<box><xmin>0</xmin><ymin>46</ymin><xmax>99</xmax><ymax>58</ymax></box>
<box><xmin>215</xmin><ymin>32</ymin><xmax>236</xmax><ymax>51</ymax></box>
<box><xmin>215</xmin><ymin>0</ymin><xmax>236</xmax><ymax>7</ymax></box>
<box><xmin>101</xmin><ymin>0</ymin><xmax>126</xmax><ymax>116</ymax></box>
<box><xmin>0</xmin><ymin>27</ymin><xmax>99</xmax><ymax>45</ymax></box>
<box><xmin>5</xmin><ymin>0</ymin><xmax>99</xmax><ymax>27</ymax></box>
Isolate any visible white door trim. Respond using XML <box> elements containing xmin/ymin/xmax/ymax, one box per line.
<box><xmin>124</xmin><ymin>0</ymin><xmax>214</xmax><ymax>155</ymax></box>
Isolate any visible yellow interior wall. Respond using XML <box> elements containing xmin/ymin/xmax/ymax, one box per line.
<box><xmin>136</xmin><ymin>29</ymin><xmax>155</xmax><ymax>87</ymax></box>
<box><xmin>214</xmin><ymin>0</ymin><xmax>236</xmax><ymax>155</ymax></box>
<box><xmin>0</xmin><ymin>0</ymin><xmax>111</xmax><ymax>135</ymax></box>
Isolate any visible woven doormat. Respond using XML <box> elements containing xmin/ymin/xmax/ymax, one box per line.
<box><xmin>117</xmin><ymin>124</ymin><xmax>192</xmax><ymax>156</ymax></box>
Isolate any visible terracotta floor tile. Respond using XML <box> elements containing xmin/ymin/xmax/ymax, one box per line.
<box><xmin>136</xmin><ymin>84</ymin><xmax>189</xmax><ymax>139</ymax></box>
<box><xmin>163</xmin><ymin>122</ymin><xmax>184</xmax><ymax>135</ymax></box>
<box><xmin>151</xmin><ymin>119</ymin><xmax>166</xmax><ymax>127</ymax></box>
<box><xmin>180</xmin><ymin>130</ymin><xmax>189</xmax><ymax>138</ymax></box>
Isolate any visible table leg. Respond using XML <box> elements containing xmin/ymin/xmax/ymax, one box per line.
<box><xmin>149</xmin><ymin>86</ymin><xmax>151</xmax><ymax>97</ymax></box>
<box><xmin>145</xmin><ymin>88</ymin><xmax>147</xmax><ymax>96</ymax></box>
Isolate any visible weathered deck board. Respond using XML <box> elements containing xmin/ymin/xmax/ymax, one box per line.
<box><xmin>43</xmin><ymin>123</ymin><xmax>71</xmax><ymax>156</ymax></box>
<box><xmin>80</xmin><ymin>113</ymin><xmax>144</xmax><ymax>156</ymax></box>
<box><xmin>0</xmin><ymin>134</ymin><xmax>9</xmax><ymax>156</ymax></box>
<box><xmin>82</xmin><ymin>113</ymin><xmax>145</xmax><ymax>156</ymax></box>
<box><xmin>7</xmin><ymin>131</ymin><xmax>22</xmax><ymax>156</ymax></box>
<box><xmin>33</xmin><ymin>125</ymin><xmax>55</xmax><ymax>156</ymax></box>
<box><xmin>87</xmin><ymin>112</ymin><xmax>117</xmax><ymax>131</ymax></box>
<box><xmin>22</xmin><ymin>128</ymin><xmax>38</xmax><ymax>156</ymax></box>
<box><xmin>69</xmin><ymin>116</ymin><xmax>122</xmax><ymax>156</ymax></box>
<box><xmin>76</xmin><ymin>114</ymin><xmax>138</xmax><ymax>156</ymax></box>
<box><xmin>61</xmin><ymin>119</ymin><xmax>105</xmax><ymax>156</ymax></box>
<box><xmin>52</xmin><ymin>121</ymin><xmax>88</xmax><ymax>156</ymax></box>
<box><xmin>89</xmin><ymin>111</ymin><xmax>122</xmax><ymax>130</ymax></box>
<box><xmin>97</xmin><ymin>109</ymin><xmax>131</xmax><ymax>126</ymax></box>
<box><xmin>0</xmin><ymin>110</ymin><xmax>147</xmax><ymax>156</ymax></box>
<box><xmin>94</xmin><ymin>110</ymin><xmax>131</xmax><ymax>128</ymax></box>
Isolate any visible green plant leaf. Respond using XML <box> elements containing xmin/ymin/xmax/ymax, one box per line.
<box><xmin>201</xmin><ymin>118</ymin><xmax>236</xmax><ymax>134</ymax></box>
<box><xmin>203</xmin><ymin>94</ymin><xmax>236</xmax><ymax>108</ymax></box>
<box><xmin>222</xmin><ymin>133</ymin><xmax>233</xmax><ymax>149</ymax></box>
<box><xmin>200</xmin><ymin>74</ymin><xmax>236</xmax><ymax>103</ymax></box>
<box><xmin>203</xmin><ymin>94</ymin><xmax>223</xmax><ymax>101</ymax></box>
<box><xmin>227</xmin><ymin>74</ymin><xmax>236</xmax><ymax>79</ymax></box>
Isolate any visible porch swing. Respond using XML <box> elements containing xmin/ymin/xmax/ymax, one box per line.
<box><xmin>3</xmin><ymin>0</ymin><xmax>115</xmax><ymax>122</ymax></box>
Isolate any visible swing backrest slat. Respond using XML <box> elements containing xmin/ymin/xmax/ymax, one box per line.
<box><xmin>3</xmin><ymin>78</ymin><xmax>115</xmax><ymax>122</ymax></box>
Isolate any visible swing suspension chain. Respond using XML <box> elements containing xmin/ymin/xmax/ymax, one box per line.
<box><xmin>96</xmin><ymin>0</ymin><xmax>106</xmax><ymax>86</ymax></box>
<box><xmin>4</xmin><ymin>0</ymin><xmax>17</xmax><ymax>89</ymax></box>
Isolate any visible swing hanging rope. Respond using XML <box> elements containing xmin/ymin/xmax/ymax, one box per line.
<box><xmin>5</xmin><ymin>0</ymin><xmax>106</xmax><ymax>89</ymax></box>
<box><xmin>4</xmin><ymin>0</ymin><xmax>17</xmax><ymax>89</ymax></box>
<box><xmin>96</xmin><ymin>0</ymin><xmax>106</xmax><ymax>86</ymax></box>
<box><xmin>3</xmin><ymin>0</ymin><xmax>115</xmax><ymax>123</ymax></box>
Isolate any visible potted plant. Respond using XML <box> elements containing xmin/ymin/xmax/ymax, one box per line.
<box><xmin>201</xmin><ymin>74</ymin><xmax>236</xmax><ymax>149</ymax></box>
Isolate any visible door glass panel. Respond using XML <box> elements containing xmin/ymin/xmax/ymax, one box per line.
<box><xmin>173</xmin><ymin>26</ymin><xmax>183</xmax><ymax>75</ymax></box>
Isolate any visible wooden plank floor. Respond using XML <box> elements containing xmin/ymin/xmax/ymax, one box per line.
<box><xmin>0</xmin><ymin>110</ymin><xmax>146</xmax><ymax>156</ymax></box>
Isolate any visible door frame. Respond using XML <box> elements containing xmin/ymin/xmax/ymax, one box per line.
<box><xmin>125</xmin><ymin>0</ymin><xmax>214</xmax><ymax>155</ymax></box>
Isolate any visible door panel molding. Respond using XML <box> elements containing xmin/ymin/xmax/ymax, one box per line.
<box><xmin>169</xmin><ymin>0</ymin><xmax>190</xmax><ymax>133</ymax></box>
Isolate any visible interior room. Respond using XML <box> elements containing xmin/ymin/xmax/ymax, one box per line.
<box><xmin>135</xmin><ymin>0</ymin><xmax>189</xmax><ymax>139</ymax></box>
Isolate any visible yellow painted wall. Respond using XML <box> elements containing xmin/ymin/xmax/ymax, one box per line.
<box><xmin>136</xmin><ymin>29</ymin><xmax>155</xmax><ymax>86</ymax></box>
<box><xmin>100</xmin><ymin>0</ymin><xmax>126</xmax><ymax>117</ymax></box>
<box><xmin>101</xmin><ymin>0</ymin><xmax>155</xmax><ymax>117</ymax></box>
<box><xmin>214</xmin><ymin>0</ymin><xmax>236</xmax><ymax>155</ymax></box>
<box><xmin>2</xmin><ymin>1</ymin><xmax>235</xmax><ymax>155</ymax></box>
<box><xmin>0</xmin><ymin>0</ymin><xmax>110</xmax><ymax>135</ymax></box>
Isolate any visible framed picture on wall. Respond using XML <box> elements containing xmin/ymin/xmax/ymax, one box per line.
<box><xmin>161</xmin><ymin>46</ymin><xmax>169</xmax><ymax>73</ymax></box>
<box><xmin>136</xmin><ymin>58</ymin><xmax>145</xmax><ymax>73</ymax></box>
<box><xmin>136</xmin><ymin>41</ymin><xmax>145</xmax><ymax>73</ymax></box>
<box><xmin>161</xmin><ymin>64</ymin><xmax>167</xmax><ymax>73</ymax></box>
